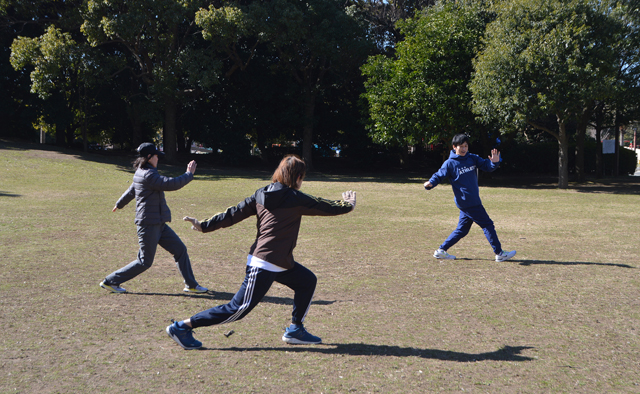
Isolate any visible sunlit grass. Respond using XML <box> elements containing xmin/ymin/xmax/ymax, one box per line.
<box><xmin>1</xmin><ymin>140</ymin><xmax>639</xmax><ymax>393</ymax></box>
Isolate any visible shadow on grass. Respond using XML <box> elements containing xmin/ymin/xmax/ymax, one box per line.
<box><xmin>127</xmin><ymin>290</ymin><xmax>336</xmax><ymax>306</ymax></box>
<box><xmin>0</xmin><ymin>191</ymin><xmax>21</xmax><ymax>197</ymax></box>
<box><xmin>213</xmin><ymin>344</ymin><xmax>534</xmax><ymax>362</ymax></box>
<box><xmin>517</xmin><ymin>259</ymin><xmax>635</xmax><ymax>268</ymax></box>
<box><xmin>4</xmin><ymin>139</ymin><xmax>638</xmax><ymax>191</ymax></box>
<box><xmin>480</xmin><ymin>176</ymin><xmax>640</xmax><ymax>195</ymax></box>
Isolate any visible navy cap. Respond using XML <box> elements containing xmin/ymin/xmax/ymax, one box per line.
<box><xmin>137</xmin><ymin>142</ymin><xmax>165</xmax><ymax>158</ymax></box>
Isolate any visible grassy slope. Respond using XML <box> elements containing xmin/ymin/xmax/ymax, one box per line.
<box><xmin>0</xmin><ymin>140</ymin><xmax>638</xmax><ymax>393</ymax></box>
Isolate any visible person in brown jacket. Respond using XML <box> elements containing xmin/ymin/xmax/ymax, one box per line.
<box><xmin>166</xmin><ymin>154</ymin><xmax>356</xmax><ymax>349</ymax></box>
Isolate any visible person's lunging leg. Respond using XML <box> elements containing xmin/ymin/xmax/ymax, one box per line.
<box><xmin>276</xmin><ymin>262</ymin><xmax>321</xmax><ymax>344</ymax></box>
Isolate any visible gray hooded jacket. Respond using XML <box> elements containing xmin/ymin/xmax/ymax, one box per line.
<box><xmin>116</xmin><ymin>165</ymin><xmax>194</xmax><ymax>225</ymax></box>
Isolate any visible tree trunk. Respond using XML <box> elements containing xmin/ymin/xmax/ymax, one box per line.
<box><xmin>574</xmin><ymin>108</ymin><xmax>591</xmax><ymax>182</ymax></box>
<box><xmin>130</xmin><ymin>104</ymin><xmax>143</xmax><ymax>149</ymax></box>
<box><xmin>614</xmin><ymin>110</ymin><xmax>620</xmax><ymax>176</ymax></box>
<box><xmin>595</xmin><ymin>126</ymin><xmax>603</xmax><ymax>178</ymax></box>
<box><xmin>614</xmin><ymin>125</ymin><xmax>620</xmax><ymax>177</ymax></box>
<box><xmin>65</xmin><ymin>126</ymin><xmax>75</xmax><ymax>148</ymax></box>
<box><xmin>80</xmin><ymin>90</ymin><xmax>88</xmax><ymax>152</ymax></box>
<box><xmin>557</xmin><ymin>120</ymin><xmax>569</xmax><ymax>189</ymax></box>
<box><xmin>82</xmin><ymin>116</ymin><xmax>88</xmax><ymax>152</ymax></box>
<box><xmin>56</xmin><ymin>128</ymin><xmax>66</xmax><ymax>147</ymax></box>
<box><xmin>302</xmin><ymin>90</ymin><xmax>316</xmax><ymax>170</ymax></box>
<box><xmin>163</xmin><ymin>96</ymin><xmax>177</xmax><ymax>162</ymax></box>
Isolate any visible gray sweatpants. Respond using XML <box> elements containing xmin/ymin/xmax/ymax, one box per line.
<box><xmin>105</xmin><ymin>223</ymin><xmax>198</xmax><ymax>288</ymax></box>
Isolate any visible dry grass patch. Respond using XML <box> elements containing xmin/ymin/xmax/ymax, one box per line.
<box><xmin>1</xmin><ymin>140</ymin><xmax>639</xmax><ymax>393</ymax></box>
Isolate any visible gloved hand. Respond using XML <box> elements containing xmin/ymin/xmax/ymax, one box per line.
<box><xmin>342</xmin><ymin>190</ymin><xmax>356</xmax><ymax>210</ymax></box>
<box><xmin>183</xmin><ymin>216</ymin><xmax>202</xmax><ymax>232</ymax></box>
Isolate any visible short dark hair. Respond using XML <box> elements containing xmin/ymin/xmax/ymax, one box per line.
<box><xmin>452</xmin><ymin>134</ymin><xmax>470</xmax><ymax>147</ymax></box>
<box><xmin>272</xmin><ymin>155</ymin><xmax>306</xmax><ymax>189</ymax></box>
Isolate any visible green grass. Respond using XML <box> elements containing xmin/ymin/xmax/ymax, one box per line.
<box><xmin>1</xmin><ymin>140</ymin><xmax>639</xmax><ymax>393</ymax></box>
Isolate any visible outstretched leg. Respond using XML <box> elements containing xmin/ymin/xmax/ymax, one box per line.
<box><xmin>439</xmin><ymin>210</ymin><xmax>474</xmax><ymax>251</ymax></box>
<box><xmin>190</xmin><ymin>266</ymin><xmax>276</xmax><ymax>328</ymax></box>
<box><xmin>105</xmin><ymin>224</ymin><xmax>161</xmax><ymax>286</ymax></box>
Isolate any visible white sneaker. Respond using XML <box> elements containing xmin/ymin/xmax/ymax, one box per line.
<box><xmin>100</xmin><ymin>281</ymin><xmax>126</xmax><ymax>293</ymax></box>
<box><xmin>433</xmin><ymin>249</ymin><xmax>456</xmax><ymax>260</ymax></box>
<box><xmin>184</xmin><ymin>285</ymin><xmax>208</xmax><ymax>293</ymax></box>
<box><xmin>495</xmin><ymin>250</ymin><xmax>516</xmax><ymax>262</ymax></box>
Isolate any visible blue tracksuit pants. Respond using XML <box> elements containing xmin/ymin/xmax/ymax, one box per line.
<box><xmin>189</xmin><ymin>262</ymin><xmax>316</xmax><ymax>329</ymax></box>
<box><xmin>440</xmin><ymin>204</ymin><xmax>502</xmax><ymax>255</ymax></box>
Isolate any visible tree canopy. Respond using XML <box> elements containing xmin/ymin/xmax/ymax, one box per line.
<box><xmin>3</xmin><ymin>0</ymin><xmax>640</xmax><ymax>179</ymax></box>
<box><xmin>362</xmin><ymin>1</ymin><xmax>490</xmax><ymax>147</ymax></box>
<box><xmin>471</xmin><ymin>0</ymin><xmax>631</xmax><ymax>187</ymax></box>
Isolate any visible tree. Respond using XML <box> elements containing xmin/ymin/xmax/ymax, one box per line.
<box><xmin>81</xmin><ymin>0</ymin><xmax>222</xmax><ymax>161</ymax></box>
<box><xmin>1</xmin><ymin>0</ymin><xmax>84</xmax><ymax>142</ymax></box>
<box><xmin>471</xmin><ymin>0</ymin><xmax>626</xmax><ymax>188</ymax></box>
<box><xmin>10</xmin><ymin>25</ymin><xmax>106</xmax><ymax>149</ymax></box>
<box><xmin>352</xmin><ymin>0</ymin><xmax>435</xmax><ymax>55</ymax></box>
<box><xmin>362</xmin><ymin>1</ymin><xmax>490</xmax><ymax>150</ymax></box>
<box><xmin>197</xmin><ymin>0</ymin><xmax>372</xmax><ymax>169</ymax></box>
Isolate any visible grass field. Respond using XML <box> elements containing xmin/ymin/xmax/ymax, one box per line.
<box><xmin>1</xmin><ymin>139</ymin><xmax>639</xmax><ymax>393</ymax></box>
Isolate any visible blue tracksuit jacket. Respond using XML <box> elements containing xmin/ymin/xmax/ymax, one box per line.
<box><xmin>427</xmin><ymin>150</ymin><xmax>499</xmax><ymax>209</ymax></box>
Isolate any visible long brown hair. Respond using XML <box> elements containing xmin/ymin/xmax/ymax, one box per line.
<box><xmin>132</xmin><ymin>156</ymin><xmax>151</xmax><ymax>170</ymax></box>
<box><xmin>271</xmin><ymin>154</ymin><xmax>306</xmax><ymax>189</ymax></box>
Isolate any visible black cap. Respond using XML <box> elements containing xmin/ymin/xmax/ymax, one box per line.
<box><xmin>137</xmin><ymin>142</ymin><xmax>165</xmax><ymax>158</ymax></box>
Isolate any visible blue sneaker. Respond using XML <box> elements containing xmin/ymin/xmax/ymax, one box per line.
<box><xmin>282</xmin><ymin>325</ymin><xmax>322</xmax><ymax>345</ymax></box>
<box><xmin>166</xmin><ymin>321</ymin><xmax>202</xmax><ymax>350</ymax></box>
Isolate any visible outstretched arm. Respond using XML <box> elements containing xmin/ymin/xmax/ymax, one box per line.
<box><xmin>184</xmin><ymin>194</ymin><xmax>258</xmax><ymax>233</ymax></box>
<box><xmin>114</xmin><ymin>184</ymin><xmax>135</xmax><ymax>211</ymax></box>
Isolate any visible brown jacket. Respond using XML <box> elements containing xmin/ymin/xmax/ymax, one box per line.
<box><xmin>200</xmin><ymin>182</ymin><xmax>353</xmax><ymax>269</ymax></box>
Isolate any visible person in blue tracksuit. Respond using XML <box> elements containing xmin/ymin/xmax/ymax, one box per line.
<box><xmin>423</xmin><ymin>134</ymin><xmax>516</xmax><ymax>262</ymax></box>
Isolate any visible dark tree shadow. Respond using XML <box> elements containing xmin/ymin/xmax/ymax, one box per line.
<box><xmin>4</xmin><ymin>139</ymin><xmax>637</xmax><ymax>190</ymax></box>
<box><xmin>127</xmin><ymin>290</ymin><xmax>335</xmax><ymax>305</ymax></box>
<box><xmin>210</xmin><ymin>343</ymin><xmax>534</xmax><ymax>362</ymax></box>
<box><xmin>0</xmin><ymin>191</ymin><xmax>20</xmax><ymax>197</ymax></box>
<box><xmin>518</xmin><ymin>259</ymin><xmax>635</xmax><ymax>268</ymax></box>
<box><xmin>479</xmin><ymin>175</ymin><xmax>640</xmax><ymax>195</ymax></box>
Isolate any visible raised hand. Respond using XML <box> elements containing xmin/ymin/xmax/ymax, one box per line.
<box><xmin>183</xmin><ymin>216</ymin><xmax>202</xmax><ymax>232</ymax></box>
<box><xmin>489</xmin><ymin>149</ymin><xmax>501</xmax><ymax>163</ymax></box>
<box><xmin>342</xmin><ymin>190</ymin><xmax>356</xmax><ymax>210</ymax></box>
<box><xmin>187</xmin><ymin>160</ymin><xmax>197</xmax><ymax>174</ymax></box>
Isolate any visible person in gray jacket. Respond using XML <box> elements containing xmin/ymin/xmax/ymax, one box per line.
<box><xmin>100</xmin><ymin>142</ymin><xmax>208</xmax><ymax>294</ymax></box>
